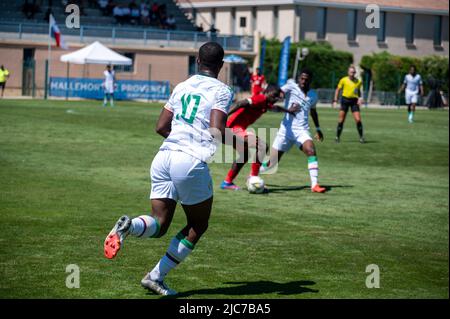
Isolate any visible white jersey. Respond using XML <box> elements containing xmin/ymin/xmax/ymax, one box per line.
<box><xmin>280</xmin><ymin>79</ymin><xmax>318</xmax><ymax>132</ymax></box>
<box><xmin>160</xmin><ymin>74</ymin><xmax>233</xmax><ymax>162</ymax></box>
<box><xmin>103</xmin><ymin>70</ymin><xmax>115</xmax><ymax>93</ymax></box>
<box><xmin>404</xmin><ymin>74</ymin><xmax>422</xmax><ymax>93</ymax></box>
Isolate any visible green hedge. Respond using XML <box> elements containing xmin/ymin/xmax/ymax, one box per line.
<box><xmin>261</xmin><ymin>39</ymin><xmax>353</xmax><ymax>89</ymax></box>
<box><xmin>360</xmin><ymin>51</ymin><xmax>449</xmax><ymax>93</ymax></box>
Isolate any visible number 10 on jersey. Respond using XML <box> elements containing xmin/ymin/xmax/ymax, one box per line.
<box><xmin>179</xmin><ymin>94</ymin><xmax>201</xmax><ymax>124</ymax></box>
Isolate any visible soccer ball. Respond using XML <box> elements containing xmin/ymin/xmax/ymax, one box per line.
<box><xmin>246</xmin><ymin>176</ymin><xmax>265</xmax><ymax>194</ymax></box>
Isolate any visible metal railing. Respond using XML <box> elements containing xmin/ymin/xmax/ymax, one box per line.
<box><xmin>0</xmin><ymin>21</ymin><xmax>254</xmax><ymax>51</ymax></box>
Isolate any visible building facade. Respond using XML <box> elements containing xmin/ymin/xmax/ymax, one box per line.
<box><xmin>180</xmin><ymin>0</ymin><xmax>449</xmax><ymax>63</ymax></box>
<box><xmin>0</xmin><ymin>39</ymin><xmax>255</xmax><ymax>98</ymax></box>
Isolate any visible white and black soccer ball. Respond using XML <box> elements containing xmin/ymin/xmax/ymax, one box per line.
<box><xmin>246</xmin><ymin>176</ymin><xmax>265</xmax><ymax>194</ymax></box>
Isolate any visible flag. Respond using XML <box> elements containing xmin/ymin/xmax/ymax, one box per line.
<box><xmin>49</xmin><ymin>14</ymin><xmax>68</xmax><ymax>49</ymax></box>
<box><xmin>277</xmin><ymin>36</ymin><xmax>291</xmax><ymax>87</ymax></box>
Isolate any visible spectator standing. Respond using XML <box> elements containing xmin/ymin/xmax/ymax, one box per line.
<box><xmin>113</xmin><ymin>5</ymin><xmax>124</xmax><ymax>24</ymax></box>
<box><xmin>97</xmin><ymin>0</ymin><xmax>108</xmax><ymax>15</ymax></box>
<box><xmin>140</xmin><ymin>2</ymin><xmax>150</xmax><ymax>25</ymax></box>
<box><xmin>196</xmin><ymin>23</ymin><xmax>204</xmax><ymax>32</ymax></box>
<box><xmin>130</xmin><ymin>4</ymin><xmax>140</xmax><ymax>25</ymax></box>
<box><xmin>166</xmin><ymin>14</ymin><xmax>176</xmax><ymax>30</ymax></box>
<box><xmin>0</xmin><ymin>65</ymin><xmax>10</xmax><ymax>98</ymax></box>
<box><xmin>121</xmin><ymin>5</ymin><xmax>131</xmax><ymax>24</ymax></box>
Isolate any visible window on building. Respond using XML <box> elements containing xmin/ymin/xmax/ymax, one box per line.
<box><xmin>434</xmin><ymin>15</ymin><xmax>443</xmax><ymax>46</ymax></box>
<box><xmin>240</xmin><ymin>17</ymin><xmax>247</xmax><ymax>28</ymax></box>
<box><xmin>405</xmin><ymin>13</ymin><xmax>415</xmax><ymax>45</ymax></box>
<box><xmin>23</xmin><ymin>48</ymin><xmax>35</xmax><ymax>63</ymax></box>
<box><xmin>114</xmin><ymin>53</ymin><xmax>135</xmax><ymax>73</ymax></box>
<box><xmin>347</xmin><ymin>10</ymin><xmax>357</xmax><ymax>41</ymax></box>
<box><xmin>377</xmin><ymin>11</ymin><xmax>386</xmax><ymax>43</ymax></box>
<box><xmin>317</xmin><ymin>8</ymin><xmax>327</xmax><ymax>40</ymax></box>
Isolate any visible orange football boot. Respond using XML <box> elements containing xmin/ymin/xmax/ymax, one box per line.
<box><xmin>311</xmin><ymin>184</ymin><xmax>327</xmax><ymax>193</ymax></box>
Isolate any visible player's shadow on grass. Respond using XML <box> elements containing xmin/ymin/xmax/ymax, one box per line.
<box><xmin>265</xmin><ymin>184</ymin><xmax>353</xmax><ymax>193</ymax></box>
<box><xmin>158</xmin><ymin>280</ymin><xmax>318</xmax><ymax>298</ymax></box>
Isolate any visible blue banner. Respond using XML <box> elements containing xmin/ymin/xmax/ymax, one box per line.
<box><xmin>277</xmin><ymin>36</ymin><xmax>291</xmax><ymax>87</ymax></box>
<box><xmin>49</xmin><ymin>77</ymin><xmax>170</xmax><ymax>100</ymax></box>
<box><xmin>259</xmin><ymin>38</ymin><xmax>266</xmax><ymax>73</ymax></box>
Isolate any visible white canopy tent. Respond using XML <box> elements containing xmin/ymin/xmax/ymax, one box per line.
<box><xmin>60</xmin><ymin>41</ymin><xmax>132</xmax><ymax>65</ymax></box>
<box><xmin>58</xmin><ymin>41</ymin><xmax>132</xmax><ymax>99</ymax></box>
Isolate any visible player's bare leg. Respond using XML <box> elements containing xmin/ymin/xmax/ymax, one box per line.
<box><xmin>301</xmin><ymin>140</ymin><xmax>326</xmax><ymax>193</ymax></box>
<box><xmin>222</xmin><ymin>135</ymin><xmax>254</xmax><ymax>190</ymax></box>
<box><xmin>104</xmin><ymin>198</ymin><xmax>176</xmax><ymax>259</ymax></box>
<box><xmin>351</xmin><ymin>111</ymin><xmax>365</xmax><ymax>143</ymax></box>
<box><xmin>408</xmin><ymin>103</ymin><xmax>416</xmax><ymax>123</ymax></box>
<box><xmin>141</xmin><ymin>197</ymin><xmax>213</xmax><ymax>296</ymax></box>
<box><xmin>259</xmin><ymin>148</ymin><xmax>284</xmax><ymax>173</ymax></box>
<box><xmin>250</xmin><ymin>136</ymin><xmax>268</xmax><ymax>177</ymax></box>
<box><xmin>110</xmin><ymin>93</ymin><xmax>115</xmax><ymax>107</ymax></box>
<box><xmin>336</xmin><ymin>110</ymin><xmax>347</xmax><ymax>143</ymax></box>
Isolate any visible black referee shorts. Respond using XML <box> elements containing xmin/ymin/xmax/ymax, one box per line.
<box><xmin>340</xmin><ymin>97</ymin><xmax>360</xmax><ymax>113</ymax></box>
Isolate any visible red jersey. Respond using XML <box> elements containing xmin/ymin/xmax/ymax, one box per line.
<box><xmin>251</xmin><ymin>74</ymin><xmax>265</xmax><ymax>95</ymax></box>
<box><xmin>227</xmin><ymin>94</ymin><xmax>272</xmax><ymax>129</ymax></box>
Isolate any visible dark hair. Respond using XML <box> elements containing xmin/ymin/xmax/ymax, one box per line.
<box><xmin>264</xmin><ymin>84</ymin><xmax>281</xmax><ymax>95</ymax></box>
<box><xmin>299</xmin><ymin>67</ymin><xmax>313</xmax><ymax>78</ymax></box>
<box><xmin>410</xmin><ymin>65</ymin><xmax>416</xmax><ymax>70</ymax></box>
<box><xmin>198</xmin><ymin>42</ymin><xmax>224</xmax><ymax>69</ymax></box>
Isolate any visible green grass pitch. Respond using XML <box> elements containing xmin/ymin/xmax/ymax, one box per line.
<box><xmin>0</xmin><ymin>99</ymin><xmax>448</xmax><ymax>299</ymax></box>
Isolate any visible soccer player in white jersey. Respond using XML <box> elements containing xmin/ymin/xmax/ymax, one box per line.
<box><xmin>260</xmin><ymin>68</ymin><xmax>326</xmax><ymax>193</ymax></box>
<box><xmin>399</xmin><ymin>65</ymin><xmax>424</xmax><ymax>123</ymax></box>
<box><xmin>102</xmin><ymin>65</ymin><xmax>116</xmax><ymax>107</ymax></box>
<box><xmin>103</xmin><ymin>42</ymin><xmax>233</xmax><ymax>296</ymax></box>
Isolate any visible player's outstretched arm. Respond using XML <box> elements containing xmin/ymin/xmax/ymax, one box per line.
<box><xmin>274</xmin><ymin>102</ymin><xmax>300</xmax><ymax>114</ymax></box>
<box><xmin>228</xmin><ymin>99</ymin><xmax>250</xmax><ymax>116</ymax></box>
<box><xmin>155</xmin><ymin>107</ymin><xmax>173</xmax><ymax>138</ymax></box>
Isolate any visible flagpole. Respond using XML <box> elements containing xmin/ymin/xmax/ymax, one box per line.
<box><xmin>47</xmin><ymin>14</ymin><xmax>52</xmax><ymax>99</ymax></box>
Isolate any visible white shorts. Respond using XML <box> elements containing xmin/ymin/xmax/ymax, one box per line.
<box><xmin>272</xmin><ymin>129</ymin><xmax>312</xmax><ymax>152</ymax></box>
<box><xmin>405</xmin><ymin>90</ymin><xmax>419</xmax><ymax>104</ymax></box>
<box><xmin>150</xmin><ymin>150</ymin><xmax>213</xmax><ymax>205</ymax></box>
<box><xmin>104</xmin><ymin>82</ymin><xmax>115</xmax><ymax>94</ymax></box>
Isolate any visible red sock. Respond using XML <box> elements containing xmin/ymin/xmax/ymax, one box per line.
<box><xmin>225</xmin><ymin>168</ymin><xmax>239</xmax><ymax>183</ymax></box>
<box><xmin>250</xmin><ymin>162</ymin><xmax>261</xmax><ymax>176</ymax></box>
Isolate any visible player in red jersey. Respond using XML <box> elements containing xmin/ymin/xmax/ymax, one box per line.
<box><xmin>250</xmin><ymin>67</ymin><xmax>266</xmax><ymax>95</ymax></box>
<box><xmin>221</xmin><ymin>85</ymin><xmax>299</xmax><ymax>190</ymax></box>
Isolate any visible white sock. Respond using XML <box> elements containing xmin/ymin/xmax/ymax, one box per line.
<box><xmin>149</xmin><ymin>232</ymin><xmax>194</xmax><ymax>281</ymax></box>
<box><xmin>308</xmin><ymin>156</ymin><xmax>319</xmax><ymax>188</ymax></box>
<box><xmin>130</xmin><ymin>215</ymin><xmax>160</xmax><ymax>238</ymax></box>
